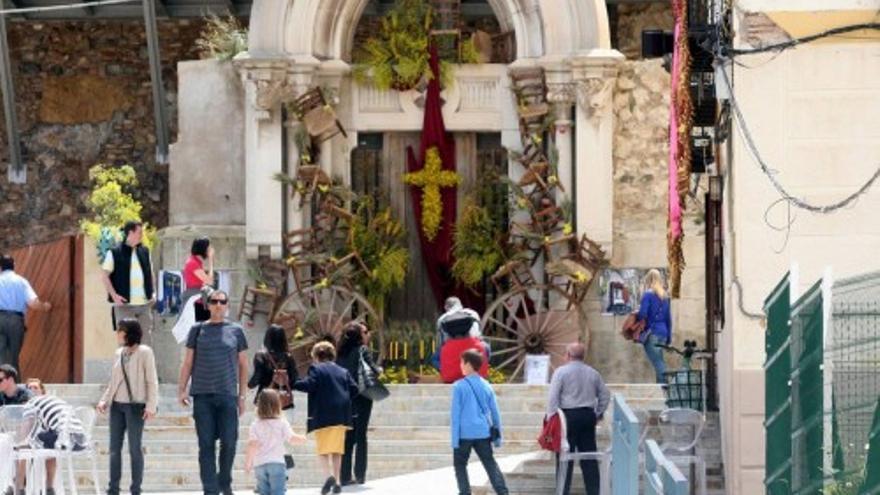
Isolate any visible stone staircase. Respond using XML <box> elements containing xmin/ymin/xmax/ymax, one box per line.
<box><xmin>49</xmin><ymin>383</ymin><xmax>672</xmax><ymax>491</ymax></box>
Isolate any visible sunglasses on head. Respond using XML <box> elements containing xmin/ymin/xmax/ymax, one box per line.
<box><xmin>208</xmin><ymin>299</ymin><xmax>228</xmax><ymax>305</ymax></box>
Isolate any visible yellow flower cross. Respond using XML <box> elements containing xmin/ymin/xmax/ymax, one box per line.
<box><xmin>403</xmin><ymin>146</ymin><xmax>460</xmax><ymax>241</ymax></box>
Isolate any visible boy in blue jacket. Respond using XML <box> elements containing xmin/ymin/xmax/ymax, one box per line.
<box><xmin>450</xmin><ymin>349</ymin><xmax>509</xmax><ymax>495</ymax></box>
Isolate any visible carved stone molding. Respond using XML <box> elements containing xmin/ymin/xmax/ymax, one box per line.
<box><xmin>252</xmin><ymin>76</ymin><xmax>294</xmax><ymax>111</ymax></box>
<box><xmin>577</xmin><ymin>77</ymin><xmax>615</xmax><ymax>121</ymax></box>
<box><xmin>546</xmin><ymin>82</ymin><xmax>577</xmax><ymax>105</ymax></box>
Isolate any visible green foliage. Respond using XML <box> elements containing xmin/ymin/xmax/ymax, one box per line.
<box><xmin>196</xmin><ymin>14</ymin><xmax>248</xmax><ymax>61</ymax></box>
<box><xmin>353</xmin><ymin>0</ymin><xmax>481</xmax><ymax>91</ymax></box>
<box><xmin>452</xmin><ymin>202</ymin><xmax>506</xmax><ymax>287</ymax></box>
<box><xmin>80</xmin><ymin>164</ymin><xmax>156</xmax><ymax>260</ymax></box>
<box><xmin>378</xmin><ymin>366</ymin><xmax>411</xmax><ymax>384</ymax></box>
<box><xmin>487</xmin><ymin>367</ymin><xmax>508</xmax><ymax>384</ymax></box>
<box><xmin>823</xmin><ymin>471</ymin><xmax>864</xmax><ymax>495</ymax></box>
<box><xmin>347</xmin><ymin>201</ymin><xmax>410</xmax><ymax>314</ymax></box>
<box><xmin>353</xmin><ymin>0</ymin><xmax>432</xmax><ymax>91</ymax></box>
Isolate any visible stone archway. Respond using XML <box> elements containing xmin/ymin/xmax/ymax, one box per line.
<box><xmin>248</xmin><ymin>0</ymin><xmax>613</xmax><ymax>61</ymax></box>
<box><xmin>238</xmin><ymin>0</ymin><xmax>623</xmax><ymax>263</ymax></box>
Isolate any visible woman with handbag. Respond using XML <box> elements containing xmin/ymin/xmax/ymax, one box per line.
<box><xmin>181</xmin><ymin>237</ymin><xmax>214</xmax><ymax>322</ymax></box>
<box><xmin>293</xmin><ymin>341</ymin><xmax>359</xmax><ymax>494</ymax></box>
<box><xmin>637</xmin><ymin>269</ymin><xmax>673</xmax><ymax>384</ymax></box>
<box><xmin>248</xmin><ymin>324</ymin><xmax>298</xmax><ymax>414</ymax></box>
<box><xmin>336</xmin><ymin>322</ymin><xmax>384</xmax><ymax>486</ymax></box>
<box><xmin>96</xmin><ymin>318</ymin><xmax>159</xmax><ymax>495</ymax></box>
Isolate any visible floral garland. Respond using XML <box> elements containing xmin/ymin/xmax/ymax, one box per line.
<box><xmin>403</xmin><ymin>146</ymin><xmax>461</xmax><ymax>241</ymax></box>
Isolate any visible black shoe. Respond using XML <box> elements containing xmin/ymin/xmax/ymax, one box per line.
<box><xmin>46</xmin><ymin>489</ymin><xmax>56</xmax><ymax>495</ymax></box>
<box><xmin>221</xmin><ymin>488</ymin><xmax>234</xmax><ymax>495</ymax></box>
<box><xmin>356</xmin><ymin>478</ymin><xmax>365</xmax><ymax>485</ymax></box>
<box><xmin>332</xmin><ymin>485</ymin><xmax>341</xmax><ymax>494</ymax></box>
<box><xmin>339</xmin><ymin>480</ymin><xmax>354</xmax><ymax>487</ymax></box>
<box><xmin>321</xmin><ymin>477</ymin><xmax>336</xmax><ymax>495</ymax></box>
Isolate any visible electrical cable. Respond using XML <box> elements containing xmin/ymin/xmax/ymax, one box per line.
<box><xmin>718</xmin><ymin>65</ymin><xmax>880</xmax><ymax>214</ymax></box>
<box><xmin>731</xmin><ymin>277</ymin><xmax>765</xmax><ymax>320</ymax></box>
<box><xmin>727</xmin><ymin>23</ymin><xmax>880</xmax><ymax>56</ymax></box>
<box><xmin>0</xmin><ymin>0</ymin><xmax>137</xmax><ymax>16</ymax></box>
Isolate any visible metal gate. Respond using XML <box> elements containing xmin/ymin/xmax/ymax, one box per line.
<box><xmin>763</xmin><ymin>273</ymin><xmax>792</xmax><ymax>494</ymax></box>
<box><xmin>9</xmin><ymin>235</ymin><xmax>83</xmax><ymax>383</ymax></box>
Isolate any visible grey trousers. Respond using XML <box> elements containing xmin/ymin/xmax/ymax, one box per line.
<box><xmin>112</xmin><ymin>305</ymin><xmax>154</xmax><ymax>347</ymax></box>
<box><xmin>0</xmin><ymin>312</ymin><xmax>26</xmax><ymax>372</ymax></box>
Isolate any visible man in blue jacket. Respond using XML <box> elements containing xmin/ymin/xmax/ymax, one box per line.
<box><xmin>450</xmin><ymin>349</ymin><xmax>509</xmax><ymax>495</ymax></box>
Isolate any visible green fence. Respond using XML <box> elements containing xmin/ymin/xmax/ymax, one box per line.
<box><xmin>764</xmin><ymin>270</ymin><xmax>880</xmax><ymax>495</ymax></box>
<box><xmin>764</xmin><ymin>273</ymin><xmax>792</xmax><ymax>494</ymax></box>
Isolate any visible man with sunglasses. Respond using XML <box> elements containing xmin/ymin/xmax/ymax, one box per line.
<box><xmin>0</xmin><ymin>364</ymin><xmax>32</xmax><ymax>407</ymax></box>
<box><xmin>177</xmin><ymin>290</ymin><xmax>248</xmax><ymax>495</ymax></box>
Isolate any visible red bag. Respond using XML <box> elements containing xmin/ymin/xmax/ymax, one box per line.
<box><xmin>620</xmin><ymin>313</ymin><xmax>646</xmax><ymax>342</ymax></box>
<box><xmin>538</xmin><ymin>413</ymin><xmax>562</xmax><ymax>452</ymax></box>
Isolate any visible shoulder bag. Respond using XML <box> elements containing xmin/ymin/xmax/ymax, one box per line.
<box><xmin>264</xmin><ymin>352</ymin><xmax>294</xmax><ymax>409</ymax></box>
<box><xmin>357</xmin><ymin>347</ymin><xmax>390</xmax><ymax>402</ymax></box>
<box><xmin>537</xmin><ymin>412</ymin><xmax>562</xmax><ymax>452</ymax></box>
<box><xmin>463</xmin><ymin>378</ymin><xmax>500</xmax><ymax>442</ymax></box>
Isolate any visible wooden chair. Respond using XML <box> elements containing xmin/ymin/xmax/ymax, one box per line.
<box><xmin>290</xmin><ymin>87</ymin><xmax>347</xmax><ymax>143</ymax></box>
<box><xmin>430</xmin><ymin>0</ymin><xmax>463</xmax><ymax>61</ymax></box>
<box><xmin>491</xmin><ymin>258</ymin><xmax>536</xmax><ymax>294</ymax></box>
<box><xmin>238</xmin><ymin>285</ymin><xmax>280</xmax><ymax>325</ymax></box>
<box><xmin>510</xmin><ymin>68</ymin><xmax>549</xmax><ymax>139</ymax></box>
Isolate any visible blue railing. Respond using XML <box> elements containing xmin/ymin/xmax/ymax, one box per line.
<box><xmin>645</xmin><ymin>439</ymin><xmax>689</xmax><ymax>495</ymax></box>
<box><xmin>611</xmin><ymin>394</ymin><xmax>640</xmax><ymax>495</ymax></box>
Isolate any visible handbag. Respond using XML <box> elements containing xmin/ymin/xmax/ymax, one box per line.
<box><xmin>463</xmin><ymin>378</ymin><xmax>500</xmax><ymax>442</ymax></box>
<box><xmin>620</xmin><ymin>313</ymin><xmax>646</xmax><ymax>342</ymax></box>
<box><xmin>537</xmin><ymin>412</ymin><xmax>562</xmax><ymax>452</ymax></box>
<box><xmin>265</xmin><ymin>352</ymin><xmax>294</xmax><ymax>409</ymax></box>
<box><xmin>357</xmin><ymin>348</ymin><xmax>390</xmax><ymax>402</ymax></box>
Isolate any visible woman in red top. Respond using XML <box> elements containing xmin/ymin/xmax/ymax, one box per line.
<box><xmin>181</xmin><ymin>237</ymin><xmax>214</xmax><ymax>321</ymax></box>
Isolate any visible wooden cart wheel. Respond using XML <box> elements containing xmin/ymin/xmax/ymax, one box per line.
<box><xmin>480</xmin><ymin>284</ymin><xmax>589</xmax><ymax>383</ymax></box>
<box><xmin>273</xmin><ymin>284</ymin><xmax>383</xmax><ymax>377</ymax></box>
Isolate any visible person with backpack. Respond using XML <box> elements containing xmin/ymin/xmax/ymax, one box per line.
<box><xmin>96</xmin><ymin>318</ymin><xmax>159</xmax><ymax>495</ymax></box>
<box><xmin>637</xmin><ymin>269</ymin><xmax>673</xmax><ymax>384</ymax></box>
<box><xmin>248</xmin><ymin>325</ymin><xmax>298</xmax><ymax>414</ymax></box>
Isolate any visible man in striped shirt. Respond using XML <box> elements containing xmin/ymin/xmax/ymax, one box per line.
<box><xmin>178</xmin><ymin>290</ymin><xmax>248</xmax><ymax>495</ymax></box>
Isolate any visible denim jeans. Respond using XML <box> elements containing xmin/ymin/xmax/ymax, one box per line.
<box><xmin>107</xmin><ymin>402</ymin><xmax>146</xmax><ymax>495</ymax></box>
<box><xmin>341</xmin><ymin>395</ymin><xmax>373</xmax><ymax>484</ymax></box>
<box><xmin>643</xmin><ymin>334</ymin><xmax>667</xmax><ymax>384</ymax></box>
<box><xmin>193</xmin><ymin>394</ymin><xmax>240</xmax><ymax>494</ymax></box>
<box><xmin>254</xmin><ymin>462</ymin><xmax>286</xmax><ymax>495</ymax></box>
<box><xmin>453</xmin><ymin>438</ymin><xmax>508</xmax><ymax>495</ymax></box>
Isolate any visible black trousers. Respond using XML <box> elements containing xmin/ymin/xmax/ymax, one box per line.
<box><xmin>556</xmin><ymin>407</ymin><xmax>600</xmax><ymax>495</ymax></box>
<box><xmin>340</xmin><ymin>395</ymin><xmax>373</xmax><ymax>484</ymax></box>
<box><xmin>108</xmin><ymin>402</ymin><xmax>146</xmax><ymax>495</ymax></box>
<box><xmin>0</xmin><ymin>312</ymin><xmax>25</xmax><ymax>373</ymax></box>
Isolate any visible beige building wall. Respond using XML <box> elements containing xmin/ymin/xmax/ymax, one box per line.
<box><xmin>721</xmin><ymin>3</ymin><xmax>880</xmax><ymax>492</ymax></box>
<box><xmin>82</xmin><ymin>236</ymin><xmax>119</xmax><ymax>382</ymax></box>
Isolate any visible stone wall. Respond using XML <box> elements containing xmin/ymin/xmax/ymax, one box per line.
<box><xmin>586</xmin><ymin>59</ymin><xmax>707</xmax><ymax>383</ymax></box>
<box><xmin>614</xmin><ymin>1</ymin><xmax>674</xmax><ymax>60</ymax></box>
<box><xmin>0</xmin><ymin>19</ymin><xmax>207</xmax><ymax>251</ymax></box>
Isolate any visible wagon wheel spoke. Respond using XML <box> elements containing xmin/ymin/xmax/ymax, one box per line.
<box><xmin>497</xmin><ymin>351</ymin><xmax>525</xmax><ymax>371</ymax></box>
<box><xmin>332</xmin><ymin>296</ymin><xmax>357</xmax><ymax>335</ymax></box>
<box><xmin>517</xmin><ymin>295</ymin><xmax>537</xmax><ymax>334</ymax></box>
<box><xmin>486</xmin><ymin>315</ymin><xmax>521</xmax><ymax>338</ymax></box>
<box><xmin>491</xmin><ymin>345</ymin><xmax>524</xmax><ymax>358</ymax></box>
<box><xmin>542</xmin><ymin>310</ymin><xmax>575</xmax><ymax>337</ymax></box>
<box><xmin>484</xmin><ymin>335</ymin><xmax>519</xmax><ymax>344</ymax></box>
<box><xmin>508</xmin><ymin>358</ymin><xmax>526</xmax><ymax>383</ymax></box>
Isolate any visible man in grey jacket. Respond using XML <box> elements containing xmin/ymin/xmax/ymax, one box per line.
<box><xmin>546</xmin><ymin>343</ymin><xmax>610</xmax><ymax>495</ymax></box>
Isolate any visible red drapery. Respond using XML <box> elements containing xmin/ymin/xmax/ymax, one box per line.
<box><xmin>406</xmin><ymin>46</ymin><xmax>482</xmax><ymax>312</ymax></box>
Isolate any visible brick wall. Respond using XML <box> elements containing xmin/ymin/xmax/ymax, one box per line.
<box><xmin>0</xmin><ymin>19</ymin><xmax>208</xmax><ymax>251</ymax></box>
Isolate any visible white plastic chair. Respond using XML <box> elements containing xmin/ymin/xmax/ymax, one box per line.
<box><xmin>658</xmin><ymin>408</ymin><xmax>707</xmax><ymax>495</ymax></box>
<box><xmin>54</xmin><ymin>407</ymin><xmax>100</xmax><ymax>495</ymax></box>
<box><xmin>556</xmin><ymin>409</ymin><xmax>612</xmax><ymax>495</ymax></box>
<box><xmin>0</xmin><ymin>405</ymin><xmax>48</xmax><ymax>495</ymax></box>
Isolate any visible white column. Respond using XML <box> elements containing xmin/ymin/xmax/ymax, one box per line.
<box><xmin>236</xmin><ymin>59</ymin><xmax>299</xmax><ymax>259</ymax></box>
<box><xmin>571</xmin><ymin>49</ymin><xmax>623</xmax><ymax>255</ymax></box>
